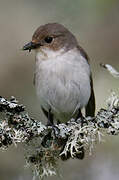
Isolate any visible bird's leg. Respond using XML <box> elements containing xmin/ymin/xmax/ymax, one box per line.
<box><xmin>47</xmin><ymin>108</ymin><xmax>54</xmax><ymax>126</ymax></box>
<box><xmin>76</xmin><ymin>109</ymin><xmax>84</xmax><ymax>127</ymax></box>
<box><xmin>47</xmin><ymin>108</ymin><xmax>60</xmax><ymax>136</ymax></box>
<box><xmin>42</xmin><ymin>109</ymin><xmax>59</xmax><ymax>148</ymax></box>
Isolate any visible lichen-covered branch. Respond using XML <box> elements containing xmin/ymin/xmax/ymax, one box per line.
<box><xmin>0</xmin><ymin>92</ymin><xmax>119</xmax><ymax>179</ymax></box>
<box><xmin>100</xmin><ymin>63</ymin><xmax>119</xmax><ymax>78</ymax></box>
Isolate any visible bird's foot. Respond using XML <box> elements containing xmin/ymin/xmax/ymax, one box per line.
<box><xmin>41</xmin><ymin>124</ymin><xmax>60</xmax><ymax>148</ymax></box>
<box><xmin>76</xmin><ymin>116</ymin><xmax>88</xmax><ymax>127</ymax></box>
<box><xmin>47</xmin><ymin>124</ymin><xmax>60</xmax><ymax>137</ymax></box>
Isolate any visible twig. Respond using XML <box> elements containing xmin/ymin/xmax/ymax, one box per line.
<box><xmin>100</xmin><ymin>63</ymin><xmax>119</xmax><ymax>78</ymax></box>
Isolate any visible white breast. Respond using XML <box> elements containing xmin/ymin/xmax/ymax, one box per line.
<box><xmin>35</xmin><ymin>48</ymin><xmax>91</xmax><ymax>122</ymax></box>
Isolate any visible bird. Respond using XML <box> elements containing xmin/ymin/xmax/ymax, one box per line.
<box><xmin>23</xmin><ymin>23</ymin><xmax>95</xmax><ymax>126</ymax></box>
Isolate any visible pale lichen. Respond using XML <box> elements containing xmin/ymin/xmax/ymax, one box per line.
<box><xmin>100</xmin><ymin>63</ymin><xmax>119</xmax><ymax>78</ymax></box>
<box><xmin>0</xmin><ymin>93</ymin><xmax>119</xmax><ymax>179</ymax></box>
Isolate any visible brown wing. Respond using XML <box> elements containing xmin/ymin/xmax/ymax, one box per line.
<box><xmin>77</xmin><ymin>45</ymin><xmax>90</xmax><ymax>63</ymax></box>
<box><xmin>85</xmin><ymin>76</ymin><xmax>95</xmax><ymax>117</ymax></box>
<box><xmin>78</xmin><ymin>45</ymin><xmax>95</xmax><ymax>117</ymax></box>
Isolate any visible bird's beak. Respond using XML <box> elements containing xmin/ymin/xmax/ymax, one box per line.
<box><xmin>22</xmin><ymin>41</ymin><xmax>41</xmax><ymax>52</ymax></box>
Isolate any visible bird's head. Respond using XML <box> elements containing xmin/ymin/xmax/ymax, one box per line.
<box><xmin>23</xmin><ymin>23</ymin><xmax>78</xmax><ymax>55</ymax></box>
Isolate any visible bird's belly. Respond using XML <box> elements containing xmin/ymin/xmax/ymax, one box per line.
<box><xmin>37</xmin><ymin>77</ymin><xmax>79</xmax><ymax>113</ymax></box>
<box><xmin>35</xmin><ymin>60</ymin><xmax>91</xmax><ymax>122</ymax></box>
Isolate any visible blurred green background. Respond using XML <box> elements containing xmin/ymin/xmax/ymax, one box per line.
<box><xmin>0</xmin><ymin>0</ymin><xmax>119</xmax><ymax>179</ymax></box>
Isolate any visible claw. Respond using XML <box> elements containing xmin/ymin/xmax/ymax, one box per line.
<box><xmin>52</xmin><ymin>125</ymin><xmax>60</xmax><ymax>137</ymax></box>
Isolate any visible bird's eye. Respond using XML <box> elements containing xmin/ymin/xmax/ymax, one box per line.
<box><xmin>44</xmin><ymin>36</ymin><xmax>53</xmax><ymax>43</ymax></box>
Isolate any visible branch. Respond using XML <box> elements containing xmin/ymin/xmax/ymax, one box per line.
<box><xmin>0</xmin><ymin>92</ymin><xmax>119</xmax><ymax>179</ymax></box>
